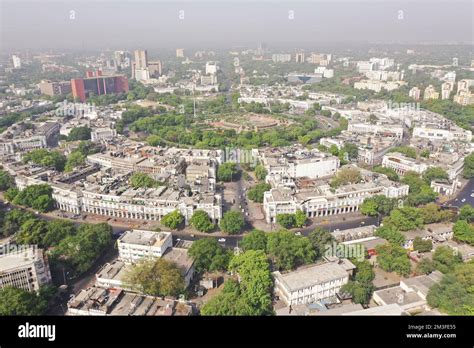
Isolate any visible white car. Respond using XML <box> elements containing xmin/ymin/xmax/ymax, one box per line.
<box><xmin>295</xmin><ymin>232</ymin><xmax>302</xmax><ymax>236</ymax></box>
<box><xmin>218</xmin><ymin>238</ymin><xmax>226</xmax><ymax>243</ymax></box>
<box><xmin>461</xmin><ymin>198</ymin><xmax>466</xmax><ymax>203</ymax></box>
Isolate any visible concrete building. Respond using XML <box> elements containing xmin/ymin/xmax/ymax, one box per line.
<box><xmin>39</xmin><ymin>80</ymin><xmax>72</xmax><ymax>96</ymax></box>
<box><xmin>91</xmin><ymin>128</ymin><xmax>117</xmax><ymax>142</ymax></box>
<box><xmin>273</xmin><ymin>260</ymin><xmax>355</xmax><ymax>306</ymax></box>
<box><xmin>0</xmin><ymin>247</ymin><xmax>52</xmax><ymax>292</ymax></box>
<box><xmin>295</xmin><ymin>52</ymin><xmax>305</xmax><ymax>63</ymax></box>
<box><xmin>67</xmin><ymin>286</ymin><xmax>194</xmax><ymax>316</ymax></box>
<box><xmin>382</xmin><ymin>152</ymin><xmax>428</xmax><ymax>175</ymax></box>
<box><xmin>423</xmin><ymin>85</ymin><xmax>439</xmax><ymax>100</ymax></box>
<box><xmin>272</xmin><ymin>53</ymin><xmax>292</xmax><ymax>63</ymax></box>
<box><xmin>176</xmin><ymin>48</ymin><xmax>185</xmax><ymax>58</ymax></box>
<box><xmin>117</xmin><ymin>230</ymin><xmax>173</xmax><ymax>263</ymax></box>
<box><xmin>409</xmin><ymin>87</ymin><xmax>421</xmax><ymax>101</ymax></box>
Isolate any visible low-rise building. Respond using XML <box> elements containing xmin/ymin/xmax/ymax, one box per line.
<box><xmin>273</xmin><ymin>260</ymin><xmax>355</xmax><ymax>306</ymax></box>
<box><xmin>117</xmin><ymin>230</ymin><xmax>173</xmax><ymax>263</ymax></box>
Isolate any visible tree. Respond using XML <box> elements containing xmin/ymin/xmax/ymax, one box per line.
<box><xmin>294</xmin><ymin>210</ymin><xmax>307</xmax><ymax>228</ymax></box>
<box><xmin>415</xmin><ymin>258</ymin><xmax>436</xmax><ymax>275</ymax></box>
<box><xmin>267</xmin><ymin>230</ymin><xmax>316</xmax><ymax>270</ymax></box>
<box><xmin>375</xmin><ymin>225</ymin><xmax>405</xmax><ymax>245</ymax></box>
<box><xmin>361</xmin><ymin>195</ymin><xmax>397</xmax><ymax>217</ymax></box>
<box><xmin>427</xmin><ymin>262</ymin><xmax>474</xmax><ymax>315</ymax></box>
<box><xmin>432</xmin><ymin>246</ymin><xmax>463</xmax><ymax>273</ymax></box>
<box><xmin>341</xmin><ymin>143</ymin><xmax>359</xmax><ymax>160</ymax></box>
<box><xmin>247</xmin><ymin>183</ymin><xmax>271</xmax><ymax>203</ymax></box>
<box><xmin>458</xmin><ymin>204</ymin><xmax>474</xmax><ymax>222</ymax></box>
<box><xmin>330</xmin><ymin>167</ymin><xmax>361</xmax><ymax>188</ymax></box>
<box><xmin>130</xmin><ymin>172</ymin><xmax>161</xmax><ymax>189</ymax></box>
<box><xmin>420</xmin><ymin>203</ymin><xmax>453</xmax><ymax>224</ymax></box>
<box><xmin>413</xmin><ymin>236</ymin><xmax>433</xmax><ymax>252</ymax></box>
<box><xmin>190</xmin><ymin>210</ymin><xmax>215</xmax><ymax>233</ymax></box>
<box><xmin>228</xmin><ymin>250</ymin><xmax>273</xmax><ymax>315</ymax></box>
<box><xmin>340</xmin><ymin>259</ymin><xmax>375</xmax><ymax>304</ymax></box>
<box><xmin>388</xmin><ymin>146</ymin><xmax>417</xmax><ymax>159</ymax></box>
<box><xmin>1</xmin><ymin>209</ymin><xmax>35</xmax><ymax>237</ymax></box>
<box><xmin>161</xmin><ymin>210</ymin><xmax>184</xmax><ymax>230</ymax></box>
<box><xmin>254</xmin><ymin>164</ymin><xmax>268</xmax><ymax>181</ymax></box>
<box><xmin>123</xmin><ymin>258</ymin><xmax>185</xmax><ymax>296</ymax></box>
<box><xmin>188</xmin><ymin>238</ymin><xmax>230</xmax><ymax>273</ymax></box>
<box><xmin>217</xmin><ymin>163</ymin><xmax>239</xmax><ymax>182</ymax></box>
<box><xmin>463</xmin><ymin>152</ymin><xmax>474</xmax><ymax>178</ymax></box>
<box><xmin>13</xmin><ymin>184</ymin><xmax>55</xmax><ymax>212</ymax></box>
<box><xmin>0</xmin><ymin>287</ymin><xmax>49</xmax><ymax>315</ymax></box>
<box><xmin>453</xmin><ymin>220</ymin><xmax>474</xmax><ymax>245</ymax></box>
<box><xmin>64</xmin><ymin>151</ymin><xmax>86</xmax><ymax>172</ymax></box>
<box><xmin>241</xmin><ymin>229</ymin><xmax>267</xmax><ymax>252</ymax></box>
<box><xmin>276</xmin><ymin>213</ymin><xmax>296</xmax><ymax>229</ymax></box>
<box><xmin>23</xmin><ymin>149</ymin><xmax>66</xmax><ymax>171</ymax></box>
<box><xmin>308</xmin><ymin>227</ymin><xmax>334</xmax><ymax>259</ymax></box>
<box><xmin>0</xmin><ymin>170</ymin><xmax>14</xmax><ymax>191</ymax></box>
<box><xmin>405</xmin><ymin>184</ymin><xmax>438</xmax><ymax>206</ymax></box>
<box><xmin>360</xmin><ymin>199</ymin><xmax>378</xmax><ymax>216</ymax></box>
<box><xmin>51</xmin><ymin>223</ymin><xmax>112</xmax><ymax>275</ymax></box>
<box><xmin>383</xmin><ymin>207</ymin><xmax>424</xmax><ymax>231</ymax></box>
<box><xmin>4</xmin><ymin>187</ymin><xmax>19</xmax><ymax>202</ymax></box>
<box><xmin>16</xmin><ymin>218</ymin><xmax>49</xmax><ymax>246</ymax></box>
<box><xmin>402</xmin><ymin>171</ymin><xmax>425</xmax><ymax>194</ymax></box>
<box><xmin>422</xmin><ymin>167</ymin><xmax>449</xmax><ymax>184</ymax></box>
<box><xmin>43</xmin><ymin>219</ymin><xmax>76</xmax><ymax>247</ymax></box>
<box><xmin>372</xmin><ymin>166</ymin><xmax>399</xmax><ymax>182</ymax></box>
<box><xmin>220</xmin><ymin>211</ymin><xmax>245</xmax><ymax>234</ymax></box>
<box><xmin>67</xmin><ymin>126</ymin><xmax>91</xmax><ymax>141</ymax></box>
<box><xmin>375</xmin><ymin>243</ymin><xmax>411</xmax><ymax>276</ymax></box>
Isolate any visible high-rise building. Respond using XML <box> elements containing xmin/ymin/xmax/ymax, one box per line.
<box><xmin>12</xmin><ymin>54</ymin><xmax>21</xmax><ymax>68</ymax></box>
<box><xmin>176</xmin><ymin>48</ymin><xmax>185</xmax><ymax>58</ymax></box>
<box><xmin>148</xmin><ymin>61</ymin><xmax>162</xmax><ymax>77</ymax></box>
<box><xmin>423</xmin><ymin>85</ymin><xmax>439</xmax><ymax>100</ymax></box>
<box><xmin>441</xmin><ymin>82</ymin><xmax>454</xmax><ymax>100</ymax></box>
<box><xmin>134</xmin><ymin>50</ymin><xmax>148</xmax><ymax>69</ymax></box>
<box><xmin>39</xmin><ymin>80</ymin><xmax>72</xmax><ymax>96</ymax></box>
<box><xmin>0</xmin><ymin>247</ymin><xmax>52</xmax><ymax>292</ymax></box>
<box><xmin>295</xmin><ymin>51</ymin><xmax>305</xmax><ymax>63</ymax></box>
<box><xmin>71</xmin><ymin>71</ymin><xmax>129</xmax><ymax>102</ymax></box>
<box><xmin>452</xmin><ymin>57</ymin><xmax>458</xmax><ymax>67</ymax></box>
<box><xmin>205</xmin><ymin>61</ymin><xmax>218</xmax><ymax>75</ymax></box>
<box><xmin>409</xmin><ymin>87</ymin><xmax>421</xmax><ymax>101</ymax></box>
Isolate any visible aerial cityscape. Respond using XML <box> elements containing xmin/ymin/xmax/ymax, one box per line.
<box><xmin>0</xmin><ymin>0</ymin><xmax>473</xmax><ymax>330</ymax></box>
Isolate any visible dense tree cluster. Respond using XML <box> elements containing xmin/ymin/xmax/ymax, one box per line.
<box><xmin>23</xmin><ymin>149</ymin><xmax>66</xmax><ymax>171</ymax></box>
<box><xmin>190</xmin><ymin>210</ymin><xmax>215</xmax><ymax>233</ymax></box>
<box><xmin>247</xmin><ymin>183</ymin><xmax>271</xmax><ymax>203</ymax></box>
<box><xmin>266</xmin><ymin>230</ymin><xmax>316</xmax><ymax>270</ymax></box>
<box><xmin>67</xmin><ymin>126</ymin><xmax>91</xmax><ymax>141</ymax></box>
<box><xmin>9</xmin><ymin>184</ymin><xmax>55</xmax><ymax>212</ymax></box>
<box><xmin>161</xmin><ymin>210</ymin><xmax>184</xmax><ymax>230</ymax></box>
<box><xmin>188</xmin><ymin>238</ymin><xmax>231</xmax><ymax>273</ymax></box>
<box><xmin>217</xmin><ymin>163</ymin><xmax>239</xmax><ymax>182</ymax></box>
<box><xmin>341</xmin><ymin>259</ymin><xmax>375</xmax><ymax>304</ymax></box>
<box><xmin>123</xmin><ymin>258</ymin><xmax>185</xmax><ymax>297</ymax></box>
<box><xmin>201</xmin><ymin>250</ymin><xmax>273</xmax><ymax>316</ymax></box>
<box><xmin>220</xmin><ymin>210</ymin><xmax>245</xmax><ymax>234</ymax></box>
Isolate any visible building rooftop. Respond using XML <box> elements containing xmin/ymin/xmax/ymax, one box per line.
<box><xmin>119</xmin><ymin>230</ymin><xmax>172</xmax><ymax>247</ymax></box>
<box><xmin>273</xmin><ymin>261</ymin><xmax>352</xmax><ymax>293</ymax></box>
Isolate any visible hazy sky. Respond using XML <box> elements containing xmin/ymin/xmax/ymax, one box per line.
<box><xmin>1</xmin><ymin>0</ymin><xmax>473</xmax><ymax>51</ymax></box>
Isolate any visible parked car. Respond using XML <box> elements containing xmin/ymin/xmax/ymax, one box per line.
<box><xmin>218</xmin><ymin>238</ymin><xmax>226</xmax><ymax>243</ymax></box>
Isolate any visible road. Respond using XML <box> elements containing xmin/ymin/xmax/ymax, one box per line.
<box><xmin>447</xmin><ymin>179</ymin><xmax>474</xmax><ymax>208</ymax></box>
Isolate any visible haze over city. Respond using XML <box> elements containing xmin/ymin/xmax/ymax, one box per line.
<box><xmin>1</xmin><ymin>0</ymin><xmax>473</xmax><ymax>51</ymax></box>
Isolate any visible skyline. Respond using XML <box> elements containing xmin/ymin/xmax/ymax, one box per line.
<box><xmin>1</xmin><ymin>0</ymin><xmax>473</xmax><ymax>51</ymax></box>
